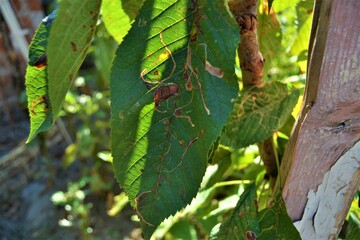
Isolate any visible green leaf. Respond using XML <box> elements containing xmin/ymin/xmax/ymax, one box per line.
<box><xmin>202</xmin><ymin>146</ymin><xmax>232</xmax><ymax>190</ymax></box>
<box><xmin>93</xmin><ymin>23</ymin><xmax>117</xmax><ymax>83</ymax></box>
<box><xmin>221</xmin><ymin>82</ymin><xmax>299</xmax><ymax>149</ymax></box>
<box><xmin>25</xmin><ymin>12</ymin><xmax>56</xmax><ymax>143</ymax></box>
<box><xmin>47</xmin><ymin>0</ymin><xmax>101</xmax><ymax>120</ymax></box>
<box><xmin>102</xmin><ymin>0</ymin><xmax>144</xmax><ymax>44</ymax></box>
<box><xmin>289</xmin><ymin>15</ymin><xmax>312</xmax><ymax>57</ymax></box>
<box><xmin>295</xmin><ymin>0</ymin><xmax>314</xmax><ymax>32</ymax></box>
<box><xmin>258</xmin><ymin>10</ymin><xmax>282</xmax><ymax>80</ymax></box>
<box><xmin>168</xmin><ymin>220</ymin><xmax>198</xmax><ymax>239</ymax></box>
<box><xmin>213</xmin><ymin>184</ymin><xmax>260</xmax><ymax>240</ymax></box>
<box><xmin>289</xmin><ymin>0</ymin><xmax>313</xmax><ymax>71</ymax></box>
<box><xmin>110</xmin><ymin>0</ymin><xmax>239</xmax><ymax>237</ymax></box>
<box><xmin>272</xmin><ymin>0</ymin><xmax>301</xmax><ymax>13</ymax></box>
<box><xmin>347</xmin><ymin>214</ymin><xmax>360</xmax><ymax>240</ymax></box>
<box><xmin>258</xmin><ymin>194</ymin><xmax>301</xmax><ymax>240</ymax></box>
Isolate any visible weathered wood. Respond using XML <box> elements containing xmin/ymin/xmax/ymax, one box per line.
<box><xmin>279</xmin><ymin>0</ymin><xmax>360</xmax><ymax>235</ymax></box>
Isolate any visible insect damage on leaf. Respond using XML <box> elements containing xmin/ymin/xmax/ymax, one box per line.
<box><xmin>153</xmin><ymin>83</ymin><xmax>179</xmax><ymax>108</ymax></box>
<box><xmin>33</xmin><ymin>54</ymin><xmax>47</xmax><ymax>69</ymax></box>
<box><xmin>205</xmin><ymin>60</ymin><xmax>224</xmax><ymax>78</ymax></box>
<box><xmin>110</xmin><ymin>1</ymin><xmax>240</xmax><ymax>237</ymax></box>
<box><xmin>183</xmin><ymin>46</ymin><xmax>211</xmax><ymax>115</ymax></box>
<box><xmin>30</xmin><ymin>95</ymin><xmax>49</xmax><ymax>116</ymax></box>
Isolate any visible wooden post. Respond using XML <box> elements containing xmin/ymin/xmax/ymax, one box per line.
<box><xmin>279</xmin><ymin>0</ymin><xmax>360</xmax><ymax>238</ymax></box>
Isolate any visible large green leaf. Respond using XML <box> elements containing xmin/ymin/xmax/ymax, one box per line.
<box><xmin>102</xmin><ymin>0</ymin><xmax>144</xmax><ymax>44</ymax></box>
<box><xmin>47</xmin><ymin>0</ymin><xmax>101</xmax><ymax>119</ymax></box>
<box><xmin>25</xmin><ymin>12</ymin><xmax>56</xmax><ymax>143</ymax></box>
<box><xmin>110</xmin><ymin>0</ymin><xmax>239</xmax><ymax>237</ymax></box>
<box><xmin>221</xmin><ymin>82</ymin><xmax>299</xmax><ymax>149</ymax></box>
<box><xmin>212</xmin><ymin>184</ymin><xmax>260</xmax><ymax>240</ymax></box>
<box><xmin>258</xmin><ymin>194</ymin><xmax>301</xmax><ymax>239</ymax></box>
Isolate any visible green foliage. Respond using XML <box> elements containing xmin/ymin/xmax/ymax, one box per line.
<box><xmin>110</xmin><ymin>0</ymin><xmax>239</xmax><ymax>237</ymax></box>
<box><xmin>347</xmin><ymin>213</ymin><xmax>360</xmax><ymax>239</ymax></box>
<box><xmin>258</xmin><ymin>194</ymin><xmax>301</xmax><ymax>239</ymax></box>
<box><xmin>258</xmin><ymin>2</ymin><xmax>282</xmax><ymax>78</ymax></box>
<box><xmin>25</xmin><ymin>0</ymin><xmax>344</xmax><ymax>239</ymax></box>
<box><xmin>51</xmin><ymin>178</ymin><xmax>93</xmax><ymax>239</ymax></box>
<box><xmin>25</xmin><ymin>12</ymin><xmax>55</xmax><ymax>143</ymax></box>
<box><xmin>212</xmin><ymin>184</ymin><xmax>260</xmax><ymax>240</ymax></box>
<box><xmin>101</xmin><ymin>0</ymin><xmax>144</xmax><ymax>43</ymax></box>
<box><xmin>272</xmin><ymin>0</ymin><xmax>314</xmax><ymax>73</ymax></box>
<box><xmin>211</xmin><ymin>185</ymin><xmax>300</xmax><ymax>240</ymax></box>
<box><xmin>47</xmin><ymin>0</ymin><xmax>102</xmax><ymax>119</ymax></box>
<box><xmin>222</xmin><ymin>82</ymin><xmax>299</xmax><ymax>149</ymax></box>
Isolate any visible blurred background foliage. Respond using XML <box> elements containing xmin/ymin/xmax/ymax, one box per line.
<box><xmin>3</xmin><ymin>0</ymin><xmax>358</xmax><ymax>239</ymax></box>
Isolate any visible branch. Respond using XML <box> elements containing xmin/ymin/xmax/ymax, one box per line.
<box><xmin>228</xmin><ymin>0</ymin><xmax>277</xmax><ymax>187</ymax></box>
<box><xmin>228</xmin><ymin>0</ymin><xmax>264</xmax><ymax>87</ymax></box>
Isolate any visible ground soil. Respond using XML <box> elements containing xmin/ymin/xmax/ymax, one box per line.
<box><xmin>0</xmin><ymin>98</ymin><xmax>142</xmax><ymax>240</ymax></box>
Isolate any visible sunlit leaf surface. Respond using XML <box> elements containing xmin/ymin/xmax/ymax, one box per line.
<box><xmin>222</xmin><ymin>82</ymin><xmax>299</xmax><ymax>149</ymax></box>
<box><xmin>25</xmin><ymin>12</ymin><xmax>56</xmax><ymax>143</ymax></box>
<box><xmin>102</xmin><ymin>0</ymin><xmax>144</xmax><ymax>43</ymax></box>
<box><xmin>110</xmin><ymin>0</ymin><xmax>239</xmax><ymax>237</ymax></box>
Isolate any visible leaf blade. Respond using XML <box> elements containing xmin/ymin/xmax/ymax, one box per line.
<box><xmin>213</xmin><ymin>184</ymin><xmax>260</xmax><ymax>240</ymax></box>
<box><xmin>258</xmin><ymin>194</ymin><xmax>301</xmax><ymax>240</ymax></box>
<box><xmin>101</xmin><ymin>0</ymin><xmax>143</xmax><ymax>43</ymax></box>
<box><xmin>47</xmin><ymin>0</ymin><xmax>101</xmax><ymax>119</ymax></box>
<box><xmin>110</xmin><ymin>0</ymin><xmax>239</xmax><ymax>237</ymax></box>
<box><xmin>222</xmin><ymin>82</ymin><xmax>299</xmax><ymax>149</ymax></box>
<box><xmin>25</xmin><ymin>13</ymin><xmax>56</xmax><ymax>142</ymax></box>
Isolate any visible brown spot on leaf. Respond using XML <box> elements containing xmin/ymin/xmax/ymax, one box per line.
<box><xmin>70</xmin><ymin>41</ymin><xmax>77</xmax><ymax>52</ymax></box>
<box><xmin>239</xmin><ymin>211</ymin><xmax>246</xmax><ymax>217</ymax></box>
<box><xmin>190</xmin><ymin>30</ymin><xmax>197</xmax><ymax>43</ymax></box>
<box><xmin>30</xmin><ymin>95</ymin><xmax>48</xmax><ymax>115</ymax></box>
<box><xmin>185</xmin><ymin>80</ymin><xmax>193</xmax><ymax>90</ymax></box>
<box><xmin>153</xmin><ymin>84</ymin><xmax>178</xmax><ymax>108</ymax></box>
<box><xmin>34</xmin><ymin>54</ymin><xmax>47</xmax><ymax>69</ymax></box>
<box><xmin>246</xmin><ymin>231</ymin><xmax>257</xmax><ymax>240</ymax></box>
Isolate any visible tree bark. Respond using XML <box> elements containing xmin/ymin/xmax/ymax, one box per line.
<box><xmin>227</xmin><ymin>0</ymin><xmax>264</xmax><ymax>88</ymax></box>
<box><xmin>278</xmin><ymin>0</ymin><xmax>360</xmax><ymax>238</ymax></box>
